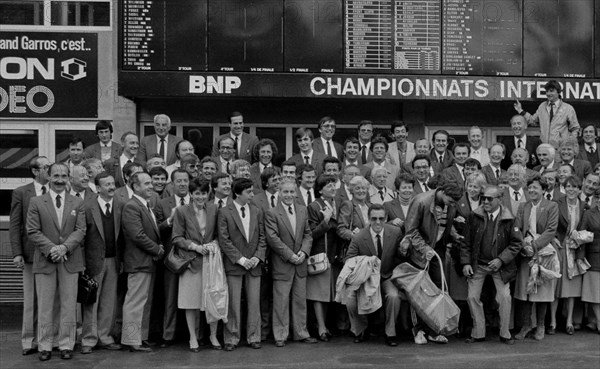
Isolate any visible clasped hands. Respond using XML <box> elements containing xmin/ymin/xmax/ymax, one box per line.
<box><xmin>49</xmin><ymin>244</ymin><xmax>68</xmax><ymax>263</ymax></box>
<box><xmin>237</xmin><ymin>256</ymin><xmax>261</xmax><ymax>270</ymax></box>
<box><xmin>289</xmin><ymin>251</ymin><xmax>306</xmax><ymax>265</ymax></box>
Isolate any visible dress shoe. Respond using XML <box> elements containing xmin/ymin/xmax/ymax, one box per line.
<box><xmin>533</xmin><ymin>326</ymin><xmax>545</xmax><ymax>341</ymax></box>
<box><xmin>414</xmin><ymin>330</ymin><xmax>427</xmax><ymax>345</ymax></box>
<box><xmin>465</xmin><ymin>337</ymin><xmax>485</xmax><ymax>344</ymax></box>
<box><xmin>300</xmin><ymin>337</ymin><xmax>318</xmax><ymax>344</ymax></box>
<box><xmin>129</xmin><ymin>345</ymin><xmax>152</xmax><ymax>352</ymax></box>
<box><xmin>566</xmin><ymin>325</ymin><xmax>575</xmax><ymax>335</ymax></box>
<box><xmin>142</xmin><ymin>340</ymin><xmax>157</xmax><ymax>347</ymax></box>
<box><xmin>353</xmin><ymin>333</ymin><xmax>366</xmax><ymax>343</ymax></box>
<box><xmin>160</xmin><ymin>339</ymin><xmax>174</xmax><ymax>348</ymax></box>
<box><xmin>385</xmin><ymin>336</ymin><xmax>398</xmax><ymax>347</ymax></box>
<box><xmin>500</xmin><ymin>336</ymin><xmax>515</xmax><ymax>345</ymax></box>
<box><xmin>427</xmin><ymin>334</ymin><xmax>448</xmax><ymax>344</ymax></box>
<box><xmin>224</xmin><ymin>344</ymin><xmax>236</xmax><ymax>351</ymax></box>
<box><xmin>248</xmin><ymin>342</ymin><xmax>261</xmax><ymax>349</ymax></box>
<box><xmin>22</xmin><ymin>348</ymin><xmax>36</xmax><ymax>356</ymax></box>
<box><xmin>81</xmin><ymin>345</ymin><xmax>93</xmax><ymax>354</ymax></box>
<box><xmin>573</xmin><ymin>324</ymin><xmax>581</xmax><ymax>330</ymax></box>
<box><xmin>189</xmin><ymin>346</ymin><xmax>200</xmax><ymax>353</ymax></box>
<box><xmin>275</xmin><ymin>340</ymin><xmax>285</xmax><ymax>348</ymax></box>
<box><xmin>60</xmin><ymin>350</ymin><xmax>73</xmax><ymax>360</ymax></box>
<box><xmin>100</xmin><ymin>343</ymin><xmax>122</xmax><ymax>350</ymax></box>
<box><xmin>546</xmin><ymin>326</ymin><xmax>556</xmax><ymax>335</ymax></box>
<box><xmin>38</xmin><ymin>351</ymin><xmax>51</xmax><ymax>361</ymax></box>
<box><xmin>318</xmin><ymin>333</ymin><xmax>329</xmax><ymax>342</ymax></box>
<box><xmin>515</xmin><ymin>326</ymin><xmax>532</xmax><ymax>340</ymax></box>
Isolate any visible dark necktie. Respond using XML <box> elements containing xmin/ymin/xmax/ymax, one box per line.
<box><xmin>546</xmin><ymin>193</ymin><xmax>552</xmax><ymax>200</ymax></box>
<box><xmin>326</xmin><ymin>141</ymin><xmax>332</xmax><ymax>156</ymax></box>
<box><xmin>218</xmin><ymin>199</ymin><xmax>224</xmax><ymax>208</ymax></box>
<box><xmin>226</xmin><ymin>161</ymin><xmax>230</xmax><ymax>174</ymax></box>
<box><xmin>234</xmin><ymin>136</ymin><xmax>239</xmax><ymax>159</ymax></box>
<box><xmin>549</xmin><ymin>102</ymin><xmax>555</xmax><ymax>121</ymax></box>
<box><xmin>76</xmin><ymin>192</ymin><xmax>81</xmax><ymax>197</ymax></box>
<box><xmin>56</xmin><ymin>194</ymin><xmax>62</xmax><ymax>208</ymax></box>
<box><xmin>240</xmin><ymin>206</ymin><xmax>246</xmax><ymax>218</ymax></box>
<box><xmin>361</xmin><ymin>145</ymin><xmax>367</xmax><ymax>163</ymax></box>
<box><xmin>307</xmin><ymin>189</ymin><xmax>313</xmax><ymax>204</ymax></box>
<box><xmin>180</xmin><ymin>197</ymin><xmax>185</xmax><ymax>206</ymax></box>
<box><xmin>376</xmin><ymin>234</ymin><xmax>382</xmax><ymax>259</ymax></box>
<box><xmin>159</xmin><ymin>138</ymin><xmax>165</xmax><ymax>159</ymax></box>
<box><xmin>422</xmin><ymin>182</ymin><xmax>428</xmax><ymax>192</ymax></box>
<box><xmin>495</xmin><ymin>169</ymin><xmax>500</xmax><ymax>179</ymax></box>
<box><xmin>439</xmin><ymin>155</ymin><xmax>443</xmax><ymax>163</ymax></box>
<box><xmin>379</xmin><ymin>190</ymin><xmax>384</xmax><ymax>201</ymax></box>
<box><xmin>590</xmin><ymin>147</ymin><xmax>595</xmax><ymax>154</ymax></box>
<box><xmin>304</xmin><ymin>155</ymin><xmax>310</xmax><ymax>165</ymax></box>
<box><xmin>271</xmin><ymin>194</ymin><xmax>276</xmax><ymax>208</ymax></box>
<box><xmin>105</xmin><ymin>203</ymin><xmax>111</xmax><ymax>217</ymax></box>
<box><xmin>127</xmin><ymin>159</ymin><xmax>132</xmax><ymax>164</ymax></box>
<box><xmin>517</xmin><ymin>139</ymin><xmax>523</xmax><ymax>148</ymax></box>
<box><xmin>489</xmin><ymin>214</ymin><xmax>493</xmax><ymax>222</ymax></box>
<box><xmin>586</xmin><ymin>196</ymin><xmax>591</xmax><ymax>205</ymax></box>
<box><xmin>514</xmin><ymin>192</ymin><xmax>519</xmax><ymax>201</ymax></box>
<box><xmin>288</xmin><ymin>206</ymin><xmax>293</xmax><ymax>215</ymax></box>
<box><xmin>41</xmin><ymin>185</ymin><xmax>47</xmax><ymax>194</ymax></box>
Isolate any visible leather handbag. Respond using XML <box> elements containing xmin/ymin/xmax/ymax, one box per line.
<box><xmin>77</xmin><ymin>273</ymin><xmax>99</xmax><ymax>305</ymax></box>
<box><xmin>307</xmin><ymin>252</ymin><xmax>329</xmax><ymax>275</ymax></box>
<box><xmin>164</xmin><ymin>245</ymin><xmax>197</xmax><ymax>274</ymax></box>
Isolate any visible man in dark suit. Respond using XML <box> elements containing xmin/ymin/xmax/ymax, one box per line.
<box><xmin>541</xmin><ymin>169</ymin><xmax>565</xmax><ymax>201</ymax></box>
<box><xmin>577</xmin><ymin>124</ymin><xmax>600</xmax><ymax>169</ymax></box>
<box><xmin>357</xmin><ymin>121</ymin><xmax>374</xmax><ymax>165</ymax></box>
<box><xmin>9</xmin><ymin>156</ymin><xmax>50</xmax><ymax>356</ymax></box>
<box><xmin>341</xmin><ymin>137</ymin><xmax>362</xmax><ymax>171</ymax></box>
<box><xmin>442</xmin><ymin>143</ymin><xmax>471</xmax><ymax>189</ymax></box>
<box><xmin>335</xmin><ymin>164</ymin><xmax>360</xmax><ymax>209</ymax></box>
<box><xmin>412</xmin><ymin>155</ymin><xmax>433</xmax><ymax>195</ymax></box>
<box><xmin>81</xmin><ymin>172</ymin><xmax>123</xmax><ymax>354</ymax></box>
<box><xmin>501</xmin><ymin>115</ymin><xmax>542</xmax><ymax>170</ymax></box>
<box><xmin>295</xmin><ymin>164</ymin><xmax>317</xmax><ymax>207</ymax></box>
<box><xmin>265</xmin><ymin>179</ymin><xmax>317</xmax><ymax>347</ymax></box>
<box><xmin>429</xmin><ymin>130</ymin><xmax>454</xmax><ymax>170</ymax></box>
<box><xmin>289</xmin><ymin>128</ymin><xmax>325</xmax><ymax>177</ymax></box>
<box><xmin>153</xmin><ymin>169</ymin><xmax>190</xmax><ymax>347</ymax></box>
<box><xmin>212</xmin><ymin>111</ymin><xmax>259</xmax><ymax>163</ymax></box>
<box><xmin>360</xmin><ymin>137</ymin><xmax>400</xmax><ymax>190</ymax></box>
<box><xmin>84</xmin><ymin>120</ymin><xmax>122</xmax><ymax>163</ymax></box>
<box><xmin>139</xmin><ymin>114</ymin><xmax>183</xmax><ymax>166</ymax></box>
<box><xmin>218</xmin><ymin>178</ymin><xmax>266</xmax><ymax>351</ymax></box>
<box><xmin>104</xmin><ymin>132</ymin><xmax>142</xmax><ymax>188</ymax></box>
<box><xmin>344</xmin><ymin>204</ymin><xmax>404</xmax><ymax>346</ymax></box>
<box><xmin>482</xmin><ymin>143</ymin><xmax>506</xmax><ymax>186</ymax></box>
<box><xmin>558</xmin><ymin>137</ymin><xmax>592</xmax><ymax>180</ymax></box>
<box><xmin>249</xmin><ymin>138</ymin><xmax>280</xmax><ymax>192</ymax></box>
<box><xmin>213</xmin><ymin>136</ymin><xmax>236</xmax><ymax>175</ymax></box>
<box><xmin>533</xmin><ymin>144</ymin><xmax>560</xmax><ymax>174</ymax></box>
<box><xmin>120</xmin><ymin>172</ymin><xmax>165</xmax><ymax>352</ymax></box>
<box><xmin>211</xmin><ymin>172</ymin><xmax>233</xmax><ymax>208</ymax></box>
<box><xmin>26</xmin><ymin>163</ymin><xmax>86</xmax><ymax>361</ymax></box>
<box><xmin>312</xmin><ymin>116</ymin><xmax>343</xmax><ymax>161</ymax></box>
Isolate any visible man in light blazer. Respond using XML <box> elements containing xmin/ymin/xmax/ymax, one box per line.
<box><xmin>218</xmin><ymin>178</ymin><xmax>266</xmax><ymax>351</ymax></box>
<box><xmin>84</xmin><ymin>120</ymin><xmax>122</xmax><ymax>163</ymax></box>
<box><xmin>312</xmin><ymin>116</ymin><xmax>344</xmax><ymax>161</ymax></box>
<box><xmin>81</xmin><ymin>172</ymin><xmax>123</xmax><ymax>353</ymax></box>
<box><xmin>265</xmin><ymin>179</ymin><xmax>317</xmax><ymax>347</ymax></box>
<box><xmin>211</xmin><ymin>111</ymin><xmax>259</xmax><ymax>163</ymax></box>
<box><xmin>120</xmin><ymin>172</ymin><xmax>165</xmax><ymax>352</ymax></box>
<box><xmin>26</xmin><ymin>163</ymin><xmax>86</xmax><ymax>361</ymax></box>
<box><xmin>361</xmin><ymin>136</ymin><xmax>400</xmax><ymax>190</ymax></box>
<box><xmin>10</xmin><ymin>156</ymin><xmax>50</xmax><ymax>356</ymax></box>
<box><xmin>344</xmin><ymin>204</ymin><xmax>404</xmax><ymax>346</ymax></box>
<box><xmin>139</xmin><ymin>114</ymin><xmax>183</xmax><ymax>166</ymax></box>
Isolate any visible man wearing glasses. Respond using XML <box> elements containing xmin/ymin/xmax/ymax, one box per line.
<box><xmin>460</xmin><ymin>185</ymin><xmax>523</xmax><ymax>345</ymax></box>
<box><xmin>357</xmin><ymin>120</ymin><xmax>374</xmax><ymax>165</ymax></box>
<box><xmin>215</xmin><ymin>137</ymin><xmax>236</xmax><ymax>175</ymax></box>
<box><xmin>313</xmin><ymin>116</ymin><xmax>343</xmax><ymax>160</ymax></box>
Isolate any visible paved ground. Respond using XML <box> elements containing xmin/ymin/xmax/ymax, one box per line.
<box><xmin>1</xmin><ymin>305</ymin><xmax>599</xmax><ymax>369</ymax></box>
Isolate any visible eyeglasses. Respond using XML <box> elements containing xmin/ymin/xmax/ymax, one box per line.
<box><xmin>370</xmin><ymin>217</ymin><xmax>386</xmax><ymax>222</ymax></box>
<box><xmin>481</xmin><ymin>195</ymin><xmax>501</xmax><ymax>202</ymax></box>
<box><xmin>187</xmin><ymin>164</ymin><xmax>200</xmax><ymax>168</ymax></box>
<box><xmin>321</xmin><ymin>124</ymin><xmax>336</xmax><ymax>129</ymax></box>
<box><xmin>359</xmin><ymin>128</ymin><xmax>373</xmax><ymax>133</ymax></box>
<box><xmin>413</xmin><ymin>166</ymin><xmax>429</xmax><ymax>170</ymax></box>
<box><xmin>220</xmin><ymin>146</ymin><xmax>234</xmax><ymax>150</ymax></box>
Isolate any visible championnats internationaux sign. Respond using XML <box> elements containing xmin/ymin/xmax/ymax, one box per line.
<box><xmin>0</xmin><ymin>32</ymin><xmax>98</xmax><ymax>118</ymax></box>
<box><xmin>119</xmin><ymin>71</ymin><xmax>600</xmax><ymax>102</ymax></box>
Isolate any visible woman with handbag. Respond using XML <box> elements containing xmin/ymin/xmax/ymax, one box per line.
<box><xmin>171</xmin><ymin>178</ymin><xmax>223</xmax><ymax>352</ymax></box>
<box><xmin>513</xmin><ymin>175</ymin><xmax>559</xmax><ymax>341</ymax></box>
<box><xmin>578</xmin><ymin>187</ymin><xmax>600</xmax><ymax>335</ymax></box>
<box><xmin>549</xmin><ymin>176</ymin><xmax>585</xmax><ymax>335</ymax></box>
<box><xmin>307</xmin><ymin>174</ymin><xmax>339</xmax><ymax>341</ymax></box>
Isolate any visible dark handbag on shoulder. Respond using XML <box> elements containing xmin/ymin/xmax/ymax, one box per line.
<box><xmin>77</xmin><ymin>273</ymin><xmax>99</xmax><ymax>305</ymax></box>
<box><xmin>164</xmin><ymin>245</ymin><xmax>197</xmax><ymax>274</ymax></box>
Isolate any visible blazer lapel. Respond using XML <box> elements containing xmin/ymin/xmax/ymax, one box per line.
<box><xmin>248</xmin><ymin>206</ymin><xmax>257</xmax><ymax>241</ymax></box>
<box><xmin>43</xmin><ymin>194</ymin><xmax>61</xmax><ymax>230</ymax></box>
<box><xmin>61</xmin><ymin>195</ymin><xmax>74</xmax><ymax>231</ymax></box>
<box><xmin>366</xmin><ymin>232</ymin><xmax>377</xmax><ymax>256</ymax></box>
<box><xmin>91</xmin><ymin>202</ymin><xmax>105</xmax><ymax>243</ymax></box>
<box><xmin>278</xmin><ymin>205</ymin><xmax>295</xmax><ymax>239</ymax></box>
<box><xmin>229</xmin><ymin>204</ymin><xmax>247</xmax><ymax>241</ymax></box>
<box><xmin>523</xmin><ymin>202</ymin><xmax>532</xmax><ymax>235</ymax></box>
<box><xmin>559</xmin><ymin>200</ymin><xmax>569</xmax><ymax>226</ymax></box>
<box><xmin>135</xmin><ymin>197</ymin><xmax>159</xmax><ymax>237</ymax></box>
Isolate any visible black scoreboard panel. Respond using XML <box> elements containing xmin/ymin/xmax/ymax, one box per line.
<box><xmin>284</xmin><ymin>0</ymin><xmax>343</xmax><ymax>73</ymax></box>
<box><xmin>120</xmin><ymin>0</ymin><xmax>598</xmax><ymax>77</ymax></box>
<box><xmin>523</xmin><ymin>0</ymin><xmax>594</xmax><ymax>78</ymax></box>
<box><xmin>208</xmin><ymin>0</ymin><xmax>283</xmax><ymax>72</ymax></box>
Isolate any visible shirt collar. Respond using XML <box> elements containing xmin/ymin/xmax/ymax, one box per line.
<box><xmin>49</xmin><ymin>188</ymin><xmax>64</xmax><ymax>199</ymax></box>
<box><xmin>585</xmin><ymin>143</ymin><xmax>597</xmax><ymax>151</ymax></box>
<box><xmin>230</xmin><ymin>132</ymin><xmax>242</xmax><ymax>141</ymax></box>
<box><xmin>176</xmin><ymin>194</ymin><xmax>190</xmax><ymax>205</ymax></box>
<box><xmin>487</xmin><ymin>207</ymin><xmax>501</xmax><ymax>221</ymax></box>
<box><xmin>33</xmin><ymin>180</ymin><xmax>44</xmax><ymax>194</ymax></box>
<box><xmin>157</xmin><ymin>135</ymin><xmax>168</xmax><ymax>143</ymax></box>
<box><xmin>369</xmin><ymin>227</ymin><xmax>384</xmax><ymax>241</ymax></box>
<box><xmin>102</xmin><ymin>141</ymin><xmax>112</xmax><ymax>148</ymax></box>
<box><xmin>233</xmin><ymin>200</ymin><xmax>247</xmax><ymax>213</ymax></box>
<box><xmin>97</xmin><ymin>196</ymin><xmax>113</xmax><ymax>209</ymax></box>
<box><xmin>133</xmin><ymin>193</ymin><xmax>148</xmax><ymax>207</ymax></box>
<box><xmin>126</xmin><ymin>185</ymin><xmax>134</xmax><ymax>199</ymax></box>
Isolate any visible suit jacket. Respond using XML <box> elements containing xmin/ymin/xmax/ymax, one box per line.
<box><xmin>171</xmin><ymin>203</ymin><xmax>218</xmax><ymax>272</ymax></box>
<box><xmin>114</xmin><ymin>186</ymin><xmax>160</xmax><ymax>210</ymax></box>
<box><xmin>387</xmin><ymin>141</ymin><xmax>415</xmax><ymax>166</ymax></box>
<box><xmin>265</xmin><ymin>203</ymin><xmax>313</xmax><ymax>280</ymax></box>
<box><xmin>345</xmin><ymin>224</ymin><xmax>404</xmax><ymax>279</ymax></box>
<box><xmin>249</xmin><ymin>163</ymin><xmax>280</xmax><ymax>193</ymax></box>
<box><xmin>71</xmin><ymin>187</ymin><xmax>96</xmax><ymax>201</ymax></box>
<box><xmin>532</xmin><ymin>161</ymin><xmax>561</xmax><ymax>173</ymax></box>
<box><xmin>217</xmin><ymin>202</ymin><xmax>266</xmax><ymax>276</ymax></box>
<box><xmin>212</xmin><ymin>132</ymin><xmax>259</xmax><ymax>163</ymax></box>
<box><xmin>524</xmin><ymin>100</ymin><xmax>579</xmax><ymax>146</ymax></box>
<box><xmin>454</xmin><ymin>193</ymin><xmax>480</xmax><ymax>235</ymax></box>
<box><xmin>500</xmin><ymin>135</ymin><xmax>542</xmax><ymax>170</ymax></box>
<box><xmin>442</xmin><ymin>164</ymin><xmax>466</xmax><ymax>188</ymax></box>
<box><xmin>384</xmin><ymin>198</ymin><xmax>411</xmax><ymax>228</ymax></box>
<box><xmin>429</xmin><ymin>149</ymin><xmax>454</xmax><ymax>170</ymax></box>
<box><xmin>514</xmin><ymin>198</ymin><xmax>559</xmax><ymax>252</ymax></box>
<box><xmin>567</xmin><ymin>159</ymin><xmax>592</xmax><ymax>180</ymax></box>
<box><xmin>577</xmin><ymin>144</ymin><xmax>600</xmax><ymax>169</ymax></box>
<box><xmin>337</xmin><ymin>199</ymin><xmax>369</xmax><ymax>243</ymax></box>
<box><xmin>121</xmin><ymin>196</ymin><xmax>163</xmax><ymax>273</ymax></box>
<box><xmin>289</xmin><ymin>151</ymin><xmax>326</xmax><ymax>177</ymax></box>
<box><xmin>413</xmin><ymin>180</ymin><xmax>432</xmax><ymax>195</ymax></box>
<box><xmin>368</xmin><ymin>185</ymin><xmax>395</xmax><ymax>204</ymax></box>
<box><xmin>334</xmin><ymin>185</ymin><xmax>352</xmax><ymax>210</ymax></box>
<box><xmin>10</xmin><ymin>182</ymin><xmax>37</xmax><ymax>262</ymax></box>
<box><xmin>26</xmin><ymin>192</ymin><xmax>86</xmax><ymax>274</ymax></box>
<box><xmin>481</xmin><ymin>164</ymin><xmax>505</xmax><ymax>186</ymax></box>
<box><xmin>139</xmin><ymin>134</ymin><xmax>183</xmax><ymax>165</ymax></box>
<box><xmin>251</xmin><ymin>191</ymin><xmax>278</xmax><ymax>214</ymax></box>
<box><xmin>83</xmin><ymin>197</ymin><xmax>123</xmax><ymax>277</ymax></box>
<box><xmin>556</xmin><ymin>197</ymin><xmax>585</xmax><ymax>244</ymax></box>
<box><xmin>469</xmin><ymin>146</ymin><xmax>490</xmax><ymax>167</ymax></box>
<box><xmin>307</xmin><ymin>198</ymin><xmax>338</xmax><ymax>260</ymax></box>
<box><xmin>361</xmin><ymin>160</ymin><xmax>400</xmax><ymax>190</ymax></box>
<box><xmin>213</xmin><ymin>156</ymin><xmax>234</xmax><ymax>175</ymax></box>
<box><xmin>103</xmin><ymin>156</ymin><xmax>142</xmax><ymax>188</ymax></box>
<box><xmin>84</xmin><ymin>141</ymin><xmax>122</xmax><ymax>163</ymax></box>
<box><xmin>312</xmin><ymin>137</ymin><xmax>344</xmax><ymax>161</ymax></box>
<box><xmin>154</xmin><ymin>196</ymin><xmax>179</xmax><ymax>254</ymax></box>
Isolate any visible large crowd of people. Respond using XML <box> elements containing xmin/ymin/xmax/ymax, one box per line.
<box><xmin>9</xmin><ymin>81</ymin><xmax>600</xmax><ymax>362</ymax></box>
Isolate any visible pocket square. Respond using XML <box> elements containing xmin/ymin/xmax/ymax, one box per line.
<box><xmin>71</xmin><ymin>210</ymin><xmax>77</xmax><ymax>216</ymax></box>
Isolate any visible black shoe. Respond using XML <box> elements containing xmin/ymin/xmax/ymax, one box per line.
<box><xmin>465</xmin><ymin>337</ymin><xmax>486</xmax><ymax>343</ymax></box>
<box><xmin>385</xmin><ymin>336</ymin><xmax>399</xmax><ymax>347</ymax></box>
<box><xmin>189</xmin><ymin>346</ymin><xmax>200</xmax><ymax>353</ymax></box>
<box><xmin>99</xmin><ymin>343</ymin><xmax>122</xmax><ymax>350</ymax></box>
<box><xmin>318</xmin><ymin>333</ymin><xmax>329</xmax><ymax>342</ymax></box>
<box><xmin>160</xmin><ymin>339</ymin><xmax>174</xmax><ymax>348</ymax></box>
<box><xmin>224</xmin><ymin>344</ymin><xmax>236</xmax><ymax>351</ymax></box>
<box><xmin>354</xmin><ymin>333</ymin><xmax>366</xmax><ymax>343</ymax></box>
<box><xmin>142</xmin><ymin>340</ymin><xmax>157</xmax><ymax>347</ymax></box>
<box><xmin>301</xmin><ymin>337</ymin><xmax>318</xmax><ymax>344</ymax></box>
<box><xmin>275</xmin><ymin>340</ymin><xmax>285</xmax><ymax>348</ymax></box>
<box><xmin>248</xmin><ymin>342</ymin><xmax>261</xmax><ymax>349</ymax></box>
<box><xmin>129</xmin><ymin>345</ymin><xmax>152</xmax><ymax>352</ymax></box>
<box><xmin>81</xmin><ymin>346</ymin><xmax>93</xmax><ymax>354</ymax></box>
<box><xmin>22</xmin><ymin>348</ymin><xmax>36</xmax><ymax>356</ymax></box>
<box><xmin>38</xmin><ymin>351</ymin><xmax>51</xmax><ymax>361</ymax></box>
<box><xmin>60</xmin><ymin>350</ymin><xmax>73</xmax><ymax>360</ymax></box>
<box><xmin>500</xmin><ymin>336</ymin><xmax>515</xmax><ymax>345</ymax></box>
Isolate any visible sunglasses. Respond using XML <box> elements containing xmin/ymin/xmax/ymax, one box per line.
<box><xmin>481</xmin><ymin>195</ymin><xmax>500</xmax><ymax>202</ymax></box>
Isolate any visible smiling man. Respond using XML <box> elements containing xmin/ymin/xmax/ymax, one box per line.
<box><xmin>313</xmin><ymin>116</ymin><xmax>343</xmax><ymax>160</ymax></box>
<box><xmin>139</xmin><ymin>114</ymin><xmax>183</xmax><ymax>166</ymax></box>
<box><xmin>84</xmin><ymin>120</ymin><xmax>122</xmax><ymax>163</ymax></box>
<box><xmin>212</xmin><ymin>111</ymin><xmax>259</xmax><ymax>163</ymax></box>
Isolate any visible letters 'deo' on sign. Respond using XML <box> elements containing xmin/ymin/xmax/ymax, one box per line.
<box><xmin>0</xmin><ymin>32</ymin><xmax>98</xmax><ymax>118</ymax></box>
